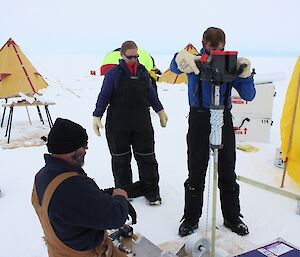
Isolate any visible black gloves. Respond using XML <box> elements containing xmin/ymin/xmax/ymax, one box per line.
<box><xmin>103</xmin><ymin>188</ymin><xmax>114</xmax><ymax>195</ymax></box>
<box><xmin>128</xmin><ymin>201</ymin><xmax>137</xmax><ymax>224</ymax></box>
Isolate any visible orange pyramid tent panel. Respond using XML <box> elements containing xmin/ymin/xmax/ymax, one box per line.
<box><xmin>0</xmin><ymin>38</ymin><xmax>48</xmax><ymax>99</ymax></box>
<box><xmin>159</xmin><ymin>44</ymin><xmax>199</xmax><ymax>85</ymax></box>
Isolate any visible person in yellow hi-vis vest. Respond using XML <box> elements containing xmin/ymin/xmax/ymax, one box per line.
<box><xmin>32</xmin><ymin>118</ymin><xmax>133</xmax><ymax>257</ymax></box>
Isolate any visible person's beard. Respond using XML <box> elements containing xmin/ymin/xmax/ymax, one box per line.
<box><xmin>71</xmin><ymin>150</ymin><xmax>85</xmax><ymax>168</ymax></box>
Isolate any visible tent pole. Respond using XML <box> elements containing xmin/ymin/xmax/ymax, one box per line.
<box><xmin>11</xmin><ymin>40</ymin><xmax>37</xmax><ymax>94</ymax></box>
<box><xmin>281</xmin><ymin>74</ymin><xmax>300</xmax><ymax>187</ymax></box>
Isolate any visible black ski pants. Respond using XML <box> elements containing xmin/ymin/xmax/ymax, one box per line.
<box><xmin>105</xmin><ymin>109</ymin><xmax>159</xmax><ymax>194</ymax></box>
<box><xmin>183</xmin><ymin>107</ymin><xmax>240</xmax><ymax>222</ymax></box>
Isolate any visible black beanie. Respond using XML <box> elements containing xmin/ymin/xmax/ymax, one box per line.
<box><xmin>47</xmin><ymin>118</ymin><xmax>88</xmax><ymax>154</ymax></box>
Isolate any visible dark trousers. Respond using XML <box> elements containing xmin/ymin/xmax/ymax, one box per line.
<box><xmin>183</xmin><ymin>107</ymin><xmax>240</xmax><ymax>222</ymax></box>
<box><xmin>105</xmin><ymin>110</ymin><xmax>159</xmax><ymax>194</ymax></box>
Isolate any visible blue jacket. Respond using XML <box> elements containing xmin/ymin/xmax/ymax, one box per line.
<box><xmin>170</xmin><ymin>48</ymin><xmax>256</xmax><ymax>108</ymax></box>
<box><xmin>93</xmin><ymin>59</ymin><xmax>163</xmax><ymax>117</ymax></box>
<box><xmin>34</xmin><ymin>154</ymin><xmax>128</xmax><ymax>251</ymax></box>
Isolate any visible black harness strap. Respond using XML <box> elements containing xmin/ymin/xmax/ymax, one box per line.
<box><xmin>224</xmin><ymin>83</ymin><xmax>232</xmax><ymax>108</ymax></box>
<box><xmin>197</xmin><ymin>78</ymin><xmax>203</xmax><ymax>107</ymax></box>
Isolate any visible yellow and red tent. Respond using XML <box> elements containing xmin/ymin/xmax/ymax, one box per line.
<box><xmin>0</xmin><ymin>38</ymin><xmax>48</xmax><ymax>99</ymax></box>
<box><xmin>158</xmin><ymin>44</ymin><xmax>199</xmax><ymax>85</ymax></box>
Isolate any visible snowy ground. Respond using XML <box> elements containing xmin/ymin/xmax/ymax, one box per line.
<box><xmin>0</xmin><ymin>54</ymin><xmax>299</xmax><ymax>257</ymax></box>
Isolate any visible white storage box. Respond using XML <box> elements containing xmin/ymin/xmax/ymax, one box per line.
<box><xmin>231</xmin><ymin>82</ymin><xmax>275</xmax><ymax>117</ymax></box>
<box><xmin>232</xmin><ymin>115</ymin><xmax>272</xmax><ymax>143</ymax></box>
<box><xmin>231</xmin><ymin>82</ymin><xmax>275</xmax><ymax>142</ymax></box>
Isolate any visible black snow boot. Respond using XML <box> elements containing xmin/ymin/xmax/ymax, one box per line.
<box><xmin>145</xmin><ymin>195</ymin><xmax>161</xmax><ymax>206</ymax></box>
<box><xmin>144</xmin><ymin>183</ymin><xmax>161</xmax><ymax>206</ymax></box>
<box><xmin>224</xmin><ymin>216</ymin><xmax>249</xmax><ymax>236</ymax></box>
<box><xmin>178</xmin><ymin>219</ymin><xmax>199</xmax><ymax>237</ymax></box>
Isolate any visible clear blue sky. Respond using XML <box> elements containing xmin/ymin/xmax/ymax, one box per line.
<box><xmin>1</xmin><ymin>0</ymin><xmax>299</xmax><ymax>57</ymax></box>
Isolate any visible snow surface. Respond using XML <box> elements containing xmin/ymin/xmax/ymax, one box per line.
<box><xmin>0</xmin><ymin>54</ymin><xmax>299</xmax><ymax>257</ymax></box>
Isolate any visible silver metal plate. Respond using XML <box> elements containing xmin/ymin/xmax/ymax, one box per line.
<box><xmin>132</xmin><ymin>236</ymin><xmax>163</xmax><ymax>257</ymax></box>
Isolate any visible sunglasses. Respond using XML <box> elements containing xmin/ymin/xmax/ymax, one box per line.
<box><xmin>124</xmin><ymin>53</ymin><xmax>139</xmax><ymax>59</ymax></box>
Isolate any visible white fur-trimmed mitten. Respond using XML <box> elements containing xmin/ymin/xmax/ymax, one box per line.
<box><xmin>237</xmin><ymin>57</ymin><xmax>251</xmax><ymax>78</ymax></box>
<box><xmin>175</xmin><ymin>50</ymin><xmax>201</xmax><ymax>74</ymax></box>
